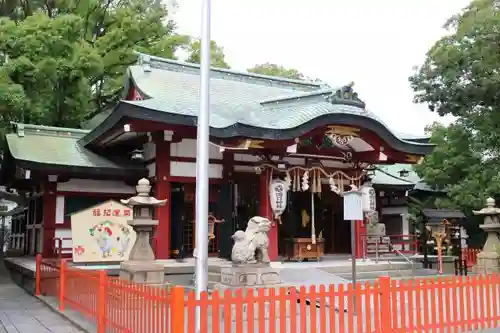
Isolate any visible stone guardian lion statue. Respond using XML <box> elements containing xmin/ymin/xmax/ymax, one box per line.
<box><xmin>231</xmin><ymin>216</ymin><xmax>272</xmax><ymax>265</ymax></box>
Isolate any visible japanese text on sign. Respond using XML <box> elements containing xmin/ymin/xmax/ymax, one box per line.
<box><xmin>93</xmin><ymin>208</ymin><xmax>131</xmax><ymax>217</ymax></box>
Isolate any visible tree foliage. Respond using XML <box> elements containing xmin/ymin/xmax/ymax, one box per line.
<box><xmin>0</xmin><ymin>0</ymin><xmax>189</xmax><ymax>134</ymax></box>
<box><xmin>410</xmin><ymin>0</ymin><xmax>500</xmax><ymax>210</ymax></box>
<box><xmin>184</xmin><ymin>39</ymin><xmax>230</xmax><ymax>69</ymax></box>
<box><xmin>247</xmin><ymin>63</ymin><xmax>305</xmax><ymax>80</ymax></box>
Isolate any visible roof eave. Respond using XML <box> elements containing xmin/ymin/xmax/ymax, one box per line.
<box><xmin>13</xmin><ymin>158</ymin><xmax>146</xmax><ymax>178</ymax></box>
<box><xmin>81</xmin><ymin>101</ymin><xmax>435</xmax><ymax>156</ymax></box>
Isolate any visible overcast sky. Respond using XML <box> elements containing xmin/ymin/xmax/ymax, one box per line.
<box><xmin>172</xmin><ymin>0</ymin><xmax>471</xmax><ymax>135</ymax></box>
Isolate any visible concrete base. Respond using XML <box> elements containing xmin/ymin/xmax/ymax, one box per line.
<box><xmin>473</xmin><ymin>252</ymin><xmax>500</xmax><ymax>274</ymax></box>
<box><xmin>212</xmin><ymin>263</ymin><xmax>282</xmax><ymax>291</ymax></box>
<box><xmin>120</xmin><ymin>261</ymin><xmax>166</xmax><ymax>284</ymax></box>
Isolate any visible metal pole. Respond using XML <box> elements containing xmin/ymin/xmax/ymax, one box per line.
<box><xmin>350</xmin><ymin>219</ymin><xmax>357</xmax><ymax>314</ymax></box>
<box><xmin>195</xmin><ymin>0</ymin><xmax>211</xmax><ymax>331</ymax></box>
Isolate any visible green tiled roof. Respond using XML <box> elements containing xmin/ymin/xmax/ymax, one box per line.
<box><xmin>5</xmin><ymin>123</ymin><xmax>130</xmax><ymax>170</ymax></box>
<box><xmin>127</xmin><ymin>54</ymin><xmax>392</xmax><ymax>131</ymax></box>
<box><xmin>372</xmin><ymin>164</ymin><xmax>421</xmax><ymax>186</ymax></box>
<box><xmin>106</xmin><ymin>54</ymin><xmax>431</xmax><ymax>153</ymax></box>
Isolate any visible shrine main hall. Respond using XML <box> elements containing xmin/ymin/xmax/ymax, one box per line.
<box><xmin>0</xmin><ymin>53</ymin><xmax>434</xmax><ymax>261</ymax></box>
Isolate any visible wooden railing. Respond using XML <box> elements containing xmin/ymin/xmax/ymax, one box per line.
<box><xmin>35</xmin><ymin>254</ymin><xmax>500</xmax><ymax>333</ymax></box>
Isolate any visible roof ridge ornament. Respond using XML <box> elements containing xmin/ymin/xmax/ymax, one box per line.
<box><xmin>325</xmin><ymin>82</ymin><xmax>366</xmax><ymax>109</ymax></box>
<box><xmin>138</xmin><ymin>54</ymin><xmax>151</xmax><ymax>72</ymax></box>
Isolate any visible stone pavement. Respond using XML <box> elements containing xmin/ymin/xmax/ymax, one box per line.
<box><xmin>0</xmin><ymin>255</ymin><xmax>83</xmax><ymax>333</ymax></box>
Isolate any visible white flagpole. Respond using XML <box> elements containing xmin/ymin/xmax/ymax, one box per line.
<box><xmin>194</xmin><ymin>0</ymin><xmax>211</xmax><ymax>331</ymax></box>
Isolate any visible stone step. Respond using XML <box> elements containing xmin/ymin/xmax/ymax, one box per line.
<box><xmin>335</xmin><ymin>268</ymin><xmax>453</xmax><ymax>282</ymax></box>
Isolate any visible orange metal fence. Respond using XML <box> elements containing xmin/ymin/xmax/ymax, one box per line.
<box><xmin>35</xmin><ymin>254</ymin><xmax>500</xmax><ymax>333</ymax></box>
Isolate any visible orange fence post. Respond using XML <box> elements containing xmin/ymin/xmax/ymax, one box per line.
<box><xmin>170</xmin><ymin>286</ymin><xmax>185</xmax><ymax>333</ymax></box>
<box><xmin>97</xmin><ymin>270</ymin><xmax>108</xmax><ymax>333</ymax></box>
<box><xmin>35</xmin><ymin>254</ymin><xmax>41</xmax><ymax>296</ymax></box>
<box><xmin>58</xmin><ymin>259</ymin><xmax>66</xmax><ymax>311</ymax></box>
<box><xmin>378</xmin><ymin>276</ymin><xmax>392</xmax><ymax>333</ymax></box>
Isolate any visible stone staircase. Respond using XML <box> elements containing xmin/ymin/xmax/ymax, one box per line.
<box><xmin>186</xmin><ymin>254</ymin><xmax>457</xmax><ymax>290</ymax></box>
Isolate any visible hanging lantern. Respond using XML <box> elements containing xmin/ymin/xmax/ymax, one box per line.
<box><xmin>269</xmin><ymin>179</ymin><xmax>289</xmax><ymax>219</ymax></box>
<box><xmin>361</xmin><ymin>182</ymin><xmax>376</xmax><ymax>212</ymax></box>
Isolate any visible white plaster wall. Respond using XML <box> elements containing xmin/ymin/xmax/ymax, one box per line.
<box><xmin>142</xmin><ymin>141</ymin><xmax>156</xmax><ymax>160</ymax></box>
<box><xmin>55</xmin><ymin>196</ymin><xmax>65</xmax><ymax>224</ymax></box>
<box><xmin>57</xmin><ymin>179</ymin><xmax>135</xmax><ymax>194</ymax></box>
<box><xmin>146</xmin><ymin>162</ymin><xmax>156</xmax><ymax>178</ymax></box>
<box><xmin>170</xmin><ymin>161</ymin><xmax>223</xmax><ymax>178</ymax></box>
<box><xmin>55</xmin><ymin>229</ymin><xmax>72</xmax><ymax>253</ymax></box>
<box><xmin>171</xmin><ymin>139</ymin><xmax>222</xmax><ymax>159</ymax></box>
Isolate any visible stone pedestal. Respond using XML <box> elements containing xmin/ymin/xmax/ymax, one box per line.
<box><xmin>119</xmin><ymin>178</ymin><xmax>168</xmax><ymax>285</ymax></box>
<box><xmin>127</xmin><ymin>219</ymin><xmax>158</xmax><ymax>261</ymax></box>
<box><xmin>120</xmin><ymin>261</ymin><xmax>165</xmax><ymax>284</ymax></box>
<box><xmin>214</xmin><ymin>263</ymin><xmax>282</xmax><ymax>291</ymax></box>
<box><xmin>474</xmin><ymin>224</ymin><xmax>500</xmax><ymax>274</ymax></box>
<box><xmin>472</xmin><ymin>198</ymin><xmax>500</xmax><ymax>274</ymax></box>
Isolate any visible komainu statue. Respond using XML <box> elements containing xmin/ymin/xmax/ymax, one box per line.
<box><xmin>231</xmin><ymin>216</ymin><xmax>272</xmax><ymax>265</ymax></box>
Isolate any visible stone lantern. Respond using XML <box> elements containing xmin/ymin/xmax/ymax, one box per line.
<box><xmin>473</xmin><ymin>197</ymin><xmax>500</xmax><ymax>274</ymax></box>
<box><xmin>119</xmin><ymin>178</ymin><xmax>168</xmax><ymax>285</ymax></box>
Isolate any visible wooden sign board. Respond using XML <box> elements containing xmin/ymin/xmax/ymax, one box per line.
<box><xmin>70</xmin><ymin>200</ymin><xmax>137</xmax><ymax>263</ymax></box>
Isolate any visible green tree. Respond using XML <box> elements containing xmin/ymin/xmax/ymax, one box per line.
<box><xmin>185</xmin><ymin>39</ymin><xmax>230</xmax><ymax>68</ymax></box>
<box><xmin>410</xmin><ymin>0</ymin><xmax>500</xmax><ymax>151</ymax></box>
<box><xmin>0</xmin><ymin>0</ymin><xmax>188</xmax><ymax>134</ymax></box>
<box><xmin>0</xmin><ymin>12</ymin><xmax>102</xmax><ymax>127</ymax></box>
<box><xmin>413</xmin><ymin>121</ymin><xmax>490</xmax><ymax>210</ymax></box>
<box><xmin>248</xmin><ymin>63</ymin><xmax>304</xmax><ymax>80</ymax></box>
<box><xmin>410</xmin><ymin>0</ymin><xmax>500</xmax><ymax>210</ymax></box>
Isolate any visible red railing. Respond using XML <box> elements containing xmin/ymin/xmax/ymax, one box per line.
<box><xmin>462</xmin><ymin>248</ymin><xmax>481</xmax><ymax>268</ymax></box>
<box><xmin>35</xmin><ymin>254</ymin><xmax>500</xmax><ymax>333</ymax></box>
<box><xmin>362</xmin><ymin>234</ymin><xmax>419</xmax><ymax>258</ymax></box>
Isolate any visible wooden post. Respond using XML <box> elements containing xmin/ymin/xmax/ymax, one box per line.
<box><xmin>379</xmin><ymin>276</ymin><xmax>392</xmax><ymax>332</ymax></box>
<box><xmin>35</xmin><ymin>254</ymin><xmax>41</xmax><ymax>296</ymax></box>
<box><xmin>97</xmin><ymin>270</ymin><xmax>108</xmax><ymax>333</ymax></box>
<box><xmin>58</xmin><ymin>259</ymin><xmax>66</xmax><ymax>311</ymax></box>
<box><xmin>170</xmin><ymin>287</ymin><xmax>185</xmax><ymax>333</ymax></box>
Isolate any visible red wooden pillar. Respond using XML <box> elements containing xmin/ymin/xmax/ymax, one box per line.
<box><xmin>154</xmin><ymin>137</ymin><xmax>171</xmax><ymax>259</ymax></box>
<box><xmin>355</xmin><ymin>219</ymin><xmax>366</xmax><ymax>259</ymax></box>
<box><xmin>259</xmin><ymin>168</ymin><xmax>278</xmax><ymax>261</ymax></box>
<box><xmin>42</xmin><ymin>182</ymin><xmax>57</xmax><ymax>258</ymax></box>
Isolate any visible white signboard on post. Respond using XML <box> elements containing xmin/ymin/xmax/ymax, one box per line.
<box><xmin>343</xmin><ymin>190</ymin><xmax>363</xmax><ymax>221</ymax></box>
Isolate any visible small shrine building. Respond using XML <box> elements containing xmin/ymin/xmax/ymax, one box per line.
<box><xmin>0</xmin><ymin>53</ymin><xmax>434</xmax><ymax>261</ymax></box>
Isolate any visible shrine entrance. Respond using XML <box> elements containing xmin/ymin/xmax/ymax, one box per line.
<box><xmin>279</xmin><ymin>186</ymin><xmax>352</xmax><ymax>256</ymax></box>
<box><xmin>169</xmin><ymin>182</ymin><xmax>222</xmax><ymax>258</ymax></box>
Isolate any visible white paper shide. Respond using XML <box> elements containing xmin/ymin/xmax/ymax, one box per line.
<box><xmin>269</xmin><ymin>179</ymin><xmax>289</xmax><ymax>219</ymax></box>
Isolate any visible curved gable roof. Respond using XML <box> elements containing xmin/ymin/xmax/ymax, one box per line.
<box><xmin>80</xmin><ymin>53</ymin><xmax>434</xmax><ymax>156</ymax></box>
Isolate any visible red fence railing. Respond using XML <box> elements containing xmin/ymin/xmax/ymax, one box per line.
<box><xmin>36</xmin><ymin>254</ymin><xmax>500</xmax><ymax>333</ymax></box>
<box><xmin>462</xmin><ymin>248</ymin><xmax>481</xmax><ymax>268</ymax></box>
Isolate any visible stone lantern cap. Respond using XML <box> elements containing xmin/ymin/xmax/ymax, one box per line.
<box><xmin>472</xmin><ymin>197</ymin><xmax>500</xmax><ymax>216</ymax></box>
<box><xmin>121</xmin><ymin>178</ymin><xmax>167</xmax><ymax>207</ymax></box>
